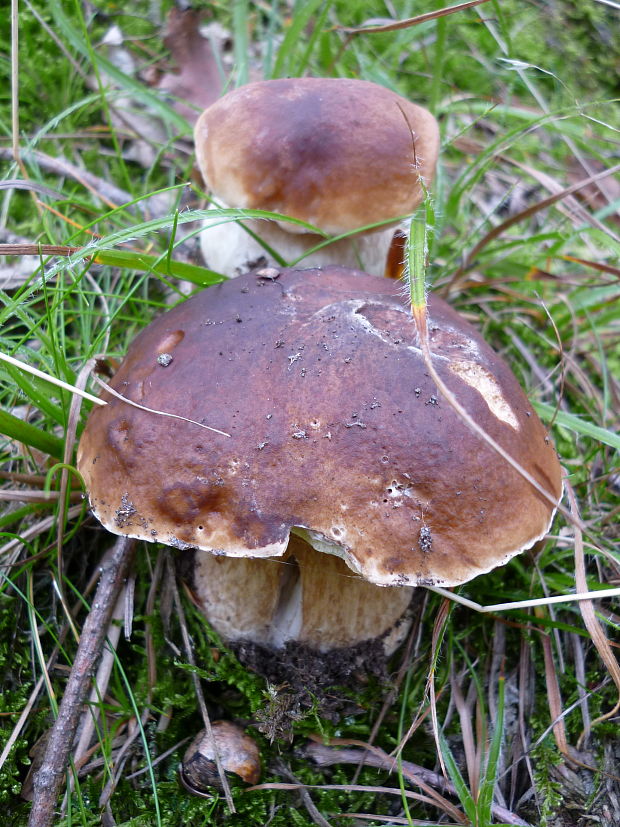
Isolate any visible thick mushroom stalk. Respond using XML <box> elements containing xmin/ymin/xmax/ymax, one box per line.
<box><xmin>77</xmin><ymin>266</ymin><xmax>562</xmax><ymax>655</ymax></box>
<box><xmin>193</xmin><ymin>78</ymin><xmax>439</xmax><ymax>278</ymax></box>
<box><xmin>193</xmin><ymin>534</ymin><xmax>413</xmax><ymax>653</ymax></box>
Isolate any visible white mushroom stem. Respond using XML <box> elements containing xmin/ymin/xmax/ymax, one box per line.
<box><xmin>193</xmin><ymin>534</ymin><xmax>413</xmax><ymax>654</ymax></box>
<box><xmin>199</xmin><ymin>203</ymin><xmax>402</xmax><ymax>278</ymax></box>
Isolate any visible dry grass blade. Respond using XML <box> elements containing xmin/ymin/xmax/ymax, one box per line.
<box><xmin>274</xmin><ymin>761</ymin><xmax>333</xmax><ymax>827</ymax></box>
<box><xmin>0</xmin><ymin>181</ymin><xmax>65</xmax><ymax>199</ymax></box>
<box><xmin>0</xmin><ymin>148</ymin><xmax>139</xmax><ymax>211</ymax></box>
<box><xmin>0</xmin><ymin>353</ymin><xmax>105</xmax><ymax>407</ymax></box>
<box><xmin>338</xmin><ymin>0</ymin><xmax>491</xmax><ymax>34</ymax></box>
<box><xmin>0</xmin><ymin>673</ymin><xmax>48</xmax><ymax>779</ymax></box>
<box><xmin>0</xmin><ymin>505</ymin><xmax>83</xmax><ymax>570</ymax></box>
<box><xmin>335</xmin><ymin>815</ymin><xmax>436</xmax><ymax>824</ymax></box>
<box><xmin>54</xmin><ymin>358</ymin><xmax>99</xmax><ymax>609</ymax></box>
<box><xmin>412</xmin><ymin>311</ymin><xmax>578</xmax><ymax>528</ymax></box>
<box><xmin>91</xmin><ymin>374</ymin><xmax>231</xmax><ymax>437</ymax></box>
<box><xmin>499</xmin><ymin>157</ymin><xmax>617</xmax><ymax>239</ymax></box>
<box><xmin>305</xmin><ymin>740</ymin><xmax>531</xmax><ymax>826</ymax></box>
<box><xmin>168</xmin><ymin>556</ymin><xmax>235</xmax><ymax>813</ymax></box>
<box><xmin>561</xmin><ymin>255</ymin><xmax>620</xmax><ymax>279</ymax></box>
<box><xmin>0</xmin><ymin>353</ymin><xmax>230</xmax><ymax>435</ymax></box>
<box><xmin>566</xmin><ymin>482</ymin><xmax>620</xmax><ymax>742</ymax></box>
<box><xmin>453</xmin><ymin>162</ymin><xmax>620</xmax><ymax>279</ymax></box>
<box><xmin>248</xmin><ymin>781</ymin><xmax>459</xmax><ymax>813</ymax></box>
<box><xmin>536</xmin><ymin>300</ymin><xmax>565</xmax><ymax>432</ymax></box>
<box><xmin>449</xmin><ymin>668</ymin><xmax>479</xmax><ymax>799</ymax></box>
<box><xmin>533</xmin><ymin>605</ymin><xmax>569</xmax><ymax>756</ymax></box>
<box><xmin>307</xmin><ymin>738</ymin><xmax>465</xmax><ymax>823</ymax></box>
<box><xmin>428</xmin><ymin>598</ymin><xmax>452</xmax><ymax>781</ymax></box>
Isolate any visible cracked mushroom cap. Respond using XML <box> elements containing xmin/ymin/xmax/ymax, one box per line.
<box><xmin>194</xmin><ymin>77</ymin><xmax>439</xmax><ymax>236</ymax></box>
<box><xmin>77</xmin><ymin>265</ymin><xmax>562</xmax><ymax>590</ymax></box>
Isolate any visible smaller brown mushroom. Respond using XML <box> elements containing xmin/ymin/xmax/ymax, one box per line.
<box><xmin>180</xmin><ymin>721</ymin><xmax>261</xmax><ymax>793</ymax></box>
<box><xmin>194</xmin><ymin>78</ymin><xmax>439</xmax><ymax>277</ymax></box>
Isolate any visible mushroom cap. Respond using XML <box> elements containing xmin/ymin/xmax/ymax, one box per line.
<box><xmin>77</xmin><ymin>266</ymin><xmax>562</xmax><ymax>588</ymax></box>
<box><xmin>181</xmin><ymin>721</ymin><xmax>261</xmax><ymax>790</ymax></box>
<box><xmin>194</xmin><ymin>78</ymin><xmax>439</xmax><ymax>236</ymax></box>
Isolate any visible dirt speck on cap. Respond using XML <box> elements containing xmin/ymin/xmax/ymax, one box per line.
<box><xmin>114</xmin><ymin>493</ymin><xmax>137</xmax><ymax>528</ymax></box>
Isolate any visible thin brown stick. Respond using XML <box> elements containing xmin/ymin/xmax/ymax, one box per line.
<box><xmin>0</xmin><ymin>490</ymin><xmax>82</xmax><ymax>503</ymax></box>
<box><xmin>274</xmin><ymin>761</ymin><xmax>334</xmax><ymax>827</ymax></box>
<box><xmin>28</xmin><ymin>536</ymin><xmax>136</xmax><ymax>827</ymax></box>
<box><xmin>72</xmin><ymin>587</ymin><xmax>126</xmax><ymax>771</ymax></box>
<box><xmin>0</xmin><ymin>244</ymin><xmax>82</xmax><ymax>257</ymax></box>
<box><xmin>0</xmin><ymin>148</ymin><xmax>138</xmax><ymax>212</ymax></box>
<box><xmin>338</xmin><ymin>0</ymin><xmax>491</xmax><ymax>34</ymax></box>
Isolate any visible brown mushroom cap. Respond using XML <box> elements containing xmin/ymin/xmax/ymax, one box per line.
<box><xmin>77</xmin><ymin>266</ymin><xmax>562</xmax><ymax>590</ymax></box>
<box><xmin>194</xmin><ymin>78</ymin><xmax>439</xmax><ymax>236</ymax></box>
<box><xmin>181</xmin><ymin>721</ymin><xmax>261</xmax><ymax>790</ymax></box>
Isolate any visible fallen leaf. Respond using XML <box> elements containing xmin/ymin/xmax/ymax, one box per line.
<box><xmin>156</xmin><ymin>8</ymin><xmax>225</xmax><ymax>126</ymax></box>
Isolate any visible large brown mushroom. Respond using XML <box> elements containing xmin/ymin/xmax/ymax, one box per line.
<box><xmin>193</xmin><ymin>78</ymin><xmax>439</xmax><ymax>277</ymax></box>
<box><xmin>77</xmin><ymin>266</ymin><xmax>562</xmax><ymax>658</ymax></box>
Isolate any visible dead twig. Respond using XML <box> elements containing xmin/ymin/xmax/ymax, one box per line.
<box><xmin>337</xmin><ymin>0</ymin><xmax>491</xmax><ymax>34</ymax></box>
<box><xmin>0</xmin><ymin>148</ymin><xmax>168</xmax><ymax>216</ymax></box>
<box><xmin>304</xmin><ymin>740</ymin><xmax>532</xmax><ymax>827</ymax></box>
<box><xmin>28</xmin><ymin>536</ymin><xmax>136</xmax><ymax>827</ymax></box>
<box><xmin>274</xmin><ymin>761</ymin><xmax>334</xmax><ymax>827</ymax></box>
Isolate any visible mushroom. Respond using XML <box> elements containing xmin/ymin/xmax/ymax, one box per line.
<box><xmin>180</xmin><ymin>721</ymin><xmax>261</xmax><ymax>792</ymax></box>
<box><xmin>193</xmin><ymin>78</ymin><xmax>439</xmax><ymax>277</ymax></box>
<box><xmin>77</xmin><ymin>265</ymin><xmax>563</xmax><ymax>659</ymax></box>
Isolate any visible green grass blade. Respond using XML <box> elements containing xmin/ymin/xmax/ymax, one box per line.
<box><xmin>477</xmin><ymin>672</ymin><xmax>505</xmax><ymax>821</ymax></box>
<box><xmin>0</xmin><ymin>361</ymin><xmax>66</xmax><ymax>424</ymax></box>
<box><xmin>233</xmin><ymin>0</ymin><xmax>250</xmax><ymax>86</ymax></box>
<box><xmin>0</xmin><ymin>409</ymin><xmax>64</xmax><ymax>458</ymax></box>
<box><xmin>47</xmin><ymin>0</ymin><xmax>190</xmax><ymax>133</ymax></box>
<box><xmin>437</xmin><ymin>730</ymin><xmax>477</xmax><ymax>821</ymax></box>
<box><xmin>407</xmin><ymin>216</ymin><xmax>428</xmax><ymax>313</ymax></box>
<box><xmin>272</xmin><ymin>0</ymin><xmax>328</xmax><ymax>78</ymax></box>
<box><xmin>92</xmin><ymin>249</ymin><xmax>227</xmax><ymax>286</ymax></box>
<box><xmin>532</xmin><ymin>403</ymin><xmax>620</xmax><ymax>450</ymax></box>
